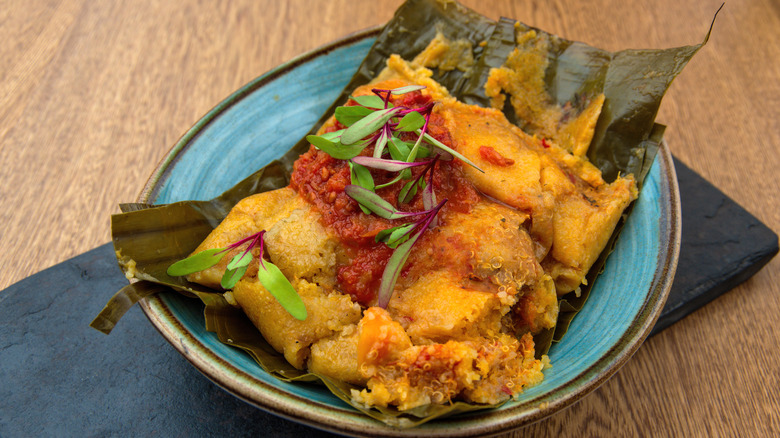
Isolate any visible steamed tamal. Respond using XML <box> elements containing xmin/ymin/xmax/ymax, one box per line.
<box><xmin>180</xmin><ymin>56</ymin><xmax>636</xmax><ymax>411</ymax></box>
<box><xmin>99</xmin><ymin>0</ymin><xmax>714</xmax><ymax>427</ymax></box>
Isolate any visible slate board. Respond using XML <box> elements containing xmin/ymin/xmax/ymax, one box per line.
<box><xmin>651</xmin><ymin>159</ymin><xmax>778</xmax><ymax>334</ymax></box>
<box><xmin>0</xmin><ymin>158</ymin><xmax>776</xmax><ymax>437</ymax></box>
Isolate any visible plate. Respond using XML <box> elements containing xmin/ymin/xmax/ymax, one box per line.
<box><xmin>136</xmin><ymin>28</ymin><xmax>680</xmax><ymax>437</ymax></box>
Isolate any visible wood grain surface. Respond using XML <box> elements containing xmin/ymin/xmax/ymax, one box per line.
<box><xmin>2</xmin><ymin>0</ymin><xmax>778</xmax><ymax>436</ymax></box>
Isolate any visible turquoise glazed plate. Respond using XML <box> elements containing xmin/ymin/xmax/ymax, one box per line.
<box><xmin>137</xmin><ymin>29</ymin><xmax>681</xmax><ymax>437</ymax></box>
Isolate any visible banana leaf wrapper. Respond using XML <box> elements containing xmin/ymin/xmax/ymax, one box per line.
<box><xmin>96</xmin><ymin>0</ymin><xmax>717</xmax><ymax>427</ymax></box>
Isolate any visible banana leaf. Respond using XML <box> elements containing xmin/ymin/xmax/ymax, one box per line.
<box><xmin>466</xmin><ymin>11</ymin><xmax>719</xmax><ymax>347</ymax></box>
<box><xmin>94</xmin><ymin>0</ymin><xmax>719</xmax><ymax>427</ymax></box>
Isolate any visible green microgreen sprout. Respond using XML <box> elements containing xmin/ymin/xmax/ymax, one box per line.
<box><xmin>398</xmin><ymin>155</ymin><xmax>439</xmax><ymax>206</ymax></box>
<box><xmin>306</xmin><ymin>86</ymin><xmax>481</xmax><ymax>172</ymax></box>
<box><xmin>350</xmin><ymin>156</ymin><xmax>432</xmax><ymax>172</ymax></box>
<box><xmin>375</xmin><ymin>199</ymin><xmax>447</xmax><ymax>308</ymax></box>
<box><xmin>166</xmin><ymin>231</ymin><xmax>307</xmax><ymax>320</ymax></box>
<box><xmin>344</xmin><ymin>185</ymin><xmax>433</xmax><ymax>220</ymax></box>
<box><xmin>304</xmin><ymin>85</ymin><xmax>484</xmax><ymax>308</ymax></box>
<box><xmin>348</xmin><ymin>160</ymin><xmax>374</xmax><ymax>215</ymax></box>
<box><xmin>344</xmin><ymin>180</ymin><xmax>446</xmax><ymax>308</ymax></box>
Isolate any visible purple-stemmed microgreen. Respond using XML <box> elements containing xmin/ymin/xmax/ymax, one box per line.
<box><xmin>421</xmin><ymin>158</ymin><xmax>438</xmax><ymax>227</ymax></box>
<box><xmin>344</xmin><ymin>185</ymin><xmax>432</xmax><ymax>220</ymax></box>
<box><xmin>374</xmin><ymin>223</ymin><xmax>417</xmax><ymax>249</ymax></box>
<box><xmin>418</xmin><ymin>131</ymin><xmax>482</xmax><ymax>172</ymax></box>
<box><xmin>395</xmin><ymin>110</ymin><xmax>426</xmax><ymax>132</ymax></box>
<box><xmin>166</xmin><ymin>231</ymin><xmax>307</xmax><ymax>320</ymax></box>
<box><xmin>373</xmin><ymin>125</ymin><xmax>391</xmax><ymax>158</ymax></box>
<box><xmin>350</xmin><ymin>156</ymin><xmax>435</xmax><ymax>191</ymax></box>
<box><xmin>387</xmin><ymin>84</ymin><xmax>427</xmax><ymax>95</ymax></box>
<box><xmin>375</xmin><ymin>199</ymin><xmax>447</xmax><ymax>308</ymax></box>
<box><xmin>309</xmin><ymin>85</ymin><xmax>480</xmax><ymax>171</ymax></box>
<box><xmin>350</xmin><ymin>156</ymin><xmax>432</xmax><ymax>172</ymax></box>
<box><xmin>334</xmin><ymin>106</ymin><xmax>374</xmax><ymax>127</ymax></box>
<box><xmin>255</xmin><ymin>256</ymin><xmax>307</xmax><ymax>321</ymax></box>
<box><xmin>350</xmin><ymin>94</ymin><xmax>387</xmax><ymax>110</ymax></box>
<box><xmin>340</xmin><ymin>106</ymin><xmax>404</xmax><ymax>145</ymax></box>
<box><xmin>303</xmin><ymin>85</ymin><xmax>484</xmax><ymax>307</ymax></box>
<box><xmin>398</xmin><ymin>102</ymin><xmax>434</xmax><ymax>163</ymax></box>
<box><xmin>398</xmin><ymin>155</ymin><xmax>439</xmax><ymax>207</ymax></box>
<box><xmin>387</xmin><ymin>137</ymin><xmax>433</xmax><ymax>161</ymax></box>
<box><xmin>348</xmin><ymin>160</ymin><xmax>375</xmax><ymax>189</ymax></box>
<box><xmin>307</xmin><ymin>86</ymin><xmax>448</xmax><ymax>173</ymax></box>
<box><xmin>166</xmin><ymin>247</ymin><xmax>225</xmax><ymax>276</ymax></box>
<box><xmin>307</xmin><ymin>130</ymin><xmax>370</xmax><ymax>160</ymax></box>
<box><xmin>348</xmin><ymin>161</ymin><xmax>374</xmax><ymax>215</ymax></box>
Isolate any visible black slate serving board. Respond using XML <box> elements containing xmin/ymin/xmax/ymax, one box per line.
<box><xmin>0</xmin><ymin>158</ymin><xmax>776</xmax><ymax>437</ymax></box>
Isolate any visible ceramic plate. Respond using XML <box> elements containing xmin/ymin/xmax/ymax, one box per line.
<box><xmin>137</xmin><ymin>28</ymin><xmax>680</xmax><ymax>437</ymax></box>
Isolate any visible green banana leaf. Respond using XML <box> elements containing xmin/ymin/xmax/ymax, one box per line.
<box><xmin>93</xmin><ymin>0</ymin><xmax>719</xmax><ymax>427</ymax></box>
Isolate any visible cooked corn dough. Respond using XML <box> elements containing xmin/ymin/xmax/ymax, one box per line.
<box><xmin>186</xmin><ymin>54</ymin><xmax>637</xmax><ymax>411</ymax></box>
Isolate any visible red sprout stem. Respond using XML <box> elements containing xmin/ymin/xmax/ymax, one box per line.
<box><xmin>217</xmin><ymin>230</ymin><xmax>265</xmax><ymax>259</ymax></box>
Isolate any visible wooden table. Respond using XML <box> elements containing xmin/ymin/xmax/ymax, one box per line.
<box><xmin>3</xmin><ymin>0</ymin><xmax>778</xmax><ymax>435</ymax></box>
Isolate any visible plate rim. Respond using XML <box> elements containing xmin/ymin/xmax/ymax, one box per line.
<box><xmin>135</xmin><ymin>28</ymin><xmax>681</xmax><ymax>437</ymax></box>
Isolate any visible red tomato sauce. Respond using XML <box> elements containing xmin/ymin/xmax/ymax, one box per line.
<box><xmin>289</xmin><ymin>93</ymin><xmax>480</xmax><ymax>305</ymax></box>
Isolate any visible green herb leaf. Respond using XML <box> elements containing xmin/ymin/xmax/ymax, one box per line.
<box><xmin>257</xmin><ymin>261</ymin><xmax>307</xmax><ymax>321</ymax></box>
<box><xmin>388</xmin><ymin>137</ymin><xmax>430</xmax><ymax>160</ymax></box>
<box><xmin>226</xmin><ymin>251</ymin><xmax>253</xmax><ymax>271</ymax></box>
<box><xmin>398</xmin><ymin>178</ymin><xmax>421</xmax><ymax>204</ymax></box>
<box><xmin>352</xmin><ymin>156</ymin><xmax>429</xmax><ymax>172</ymax></box>
<box><xmin>388</xmin><ymin>137</ymin><xmax>411</xmax><ymax>160</ymax></box>
<box><xmin>376</xmin><ymin>199</ymin><xmax>446</xmax><ymax>308</ymax></box>
<box><xmin>341</xmin><ymin>107</ymin><xmax>402</xmax><ymax>145</ymax></box>
<box><xmin>350</xmin><ymin>94</ymin><xmax>387</xmax><ymax>110</ymax></box>
<box><xmin>306</xmin><ymin>134</ymin><xmax>369</xmax><ymax>160</ymax></box>
<box><xmin>318</xmin><ymin>129</ymin><xmax>345</xmax><ymax>141</ymax></box>
<box><xmin>344</xmin><ymin>185</ymin><xmax>425</xmax><ymax>220</ymax></box>
<box><xmin>349</xmin><ymin>161</ymin><xmax>375</xmax><ymax>215</ymax></box>
<box><xmin>349</xmin><ymin>161</ymin><xmax>375</xmax><ymax>190</ymax></box>
<box><xmin>396</xmin><ymin>111</ymin><xmax>426</xmax><ymax>132</ymax></box>
<box><xmin>307</xmin><ymin>134</ymin><xmax>337</xmax><ymax>150</ymax></box>
<box><xmin>373</xmin><ymin>172</ymin><xmax>407</xmax><ymax>190</ymax></box>
<box><xmin>373</xmin><ymin>127</ymin><xmax>389</xmax><ymax>158</ymax></box>
<box><xmin>377</xmin><ymin>228</ymin><xmax>422</xmax><ymax>308</ymax></box>
<box><xmin>166</xmin><ymin>248</ymin><xmax>226</xmax><ymax>276</ymax></box>
<box><xmin>335</xmin><ymin>105</ymin><xmax>374</xmax><ymax>126</ymax></box>
<box><xmin>376</xmin><ymin>223</ymin><xmax>417</xmax><ymax>248</ymax></box>
<box><xmin>344</xmin><ymin>185</ymin><xmax>398</xmax><ymax>219</ymax></box>
<box><xmin>391</xmin><ymin>85</ymin><xmax>426</xmax><ymax>95</ymax></box>
<box><xmin>421</xmin><ymin>131</ymin><xmax>484</xmax><ymax>172</ymax></box>
<box><xmin>221</xmin><ymin>265</ymin><xmax>248</xmax><ymax>290</ymax></box>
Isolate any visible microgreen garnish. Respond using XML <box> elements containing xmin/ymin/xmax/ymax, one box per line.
<box><xmin>418</xmin><ymin>131</ymin><xmax>482</xmax><ymax>172</ymax></box>
<box><xmin>166</xmin><ymin>231</ymin><xmax>307</xmax><ymax>320</ymax></box>
<box><xmin>395</xmin><ymin>111</ymin><xmax>426</xmax><ymax>132</ymax></box>
<box><xmin>373</xmin><ymin>125</ymin><xmax>391</xmax><ymax>158</ymax></box>
<box><xmin>375</xmin><ymin>223</ymin><xmax>417</xmax><ymax>249</ymax></box>
<box><xmin>398</xmin><ymin>155</ymin><xmax>438</xmax><ymax>206</ymax></box>
<box><xmin>306</xmin><ymin>130</ymin><xmax>371</xmax><ymax>160</ymax></box>
<box><xmin>350</xmin><ymin>94</ymin><xmax>387</xmax><ymax>110</ymax></box>
<box><xmin>389</xmin><ymin>84</ymin><xmax>426</xmax><ymax>95</ymax></box>
<box><xmin>167</xmin><ymin>248</ymin><xmax>225</xmax><ymax>276</ymax></box>
<box><xmin>307</xmin><ymin>85</ymin><xmax>481</xmax><ymax>174</ymax></box>
<box><xmin>334</xmin><ymin>106</ymin><xmax>374</xmax><ymax>126</ymax></box>
<box><xmin>305</xmin><ymin>85</ymin><xmax>478</xmax><ymax>308</ymax></box>
<box><xmin>350</xmin><ymin>156</ymin><xmax>432</xmax><ymax>172</ymax></box>
<box><xmin>349</xmin><ymin>161</ymin><xmax>374</xmax><ymax>215</ymax></box>
<box><xmin>375</xmin><ymin>199</ymin><xmax>447</xmax><ymax>308</ymax></box>
<box><xmin>344</xmin><ymin>185</ymin><xmax>431</xmax><ymax>220</ymax></box>
<box><xmin>340</xmin><ymin>107</ymin><xmax>404</xmax><ymax>146</ymax></box>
